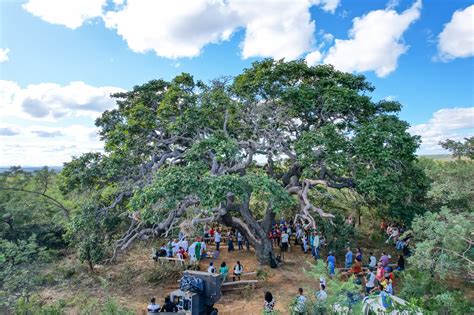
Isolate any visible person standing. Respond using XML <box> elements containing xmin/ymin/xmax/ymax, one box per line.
<box><xmin>219</xmin><ymin>261</ymin><xmax>229</xmax><ymax>283</ymax></box>
<box><xmin>233</xmin><ymin>260</ymin><xmax>244</xmax><ymax>281</ymax></box>
<box><xmin>356</xmin><ymin>248</ymin><xmax>362</xmax><ymax>262</ymax></box>
<box><xmin>345</xmin><ymin>247</ymin><xmax>353</xmax><ymax>269</ymax></box>
<box><xmin>368</xmin><ymin>252</ymin><xmax>377</xmax><ymax>269</ymax></box>
<box><xmin>365</xmin><ymin>269</ymin><xmax>376</xmax><ymax>295</ymax></box>
<box><xmin>379</xmin><ymin>252</ymin><xmax>389</xmax><ymax>268</ymax></box>
<box><xmin>263</xmin><ymin>291</ymin><xmax>276</xmax><ymax>314</ymax></box>
<box><xmin>313</xmin><ymin>232</ymin><xmax>320</xmax><ymax>259</ymax></box>
<box><xmin>294</xmin><ymin>288</ymin><xmax>307</xmax><ymax>315</ymax></box>
<box><xmin>281</xmin><ymin>230</ymin><xmax>289</xmax><ymax>252</ymax></box>
<box><xmin>237</xmin><ymin>232</ymin><xmax>243</xmax><ymax>250</ymax></box>
<box><xmin>316</xmin><ymin>283</ymin><xmax>328</xmax><ymax>302</ymax></box>
<box><xmin>327</xmin><ymin>251</ymin><xmax>336</xmax><ymax>276</ymax></box>
<box><xmin>396</xmin><ymin>254</ymin><xmax>405</xmax><ymax>271</ymax></box>
<box><xmin>188</xmin><ymin>241</ymin><xmax>197</xmax><ymax>264</ymax></box>
<box><xmin>214</xmin><ymin>229</ymin><xmax>221</xmax><ymax>252</ymax></box>
<box><xmin>227</xmin><ymin>231</ymin><xmax>235</xmax><ymax>252</ymax></box>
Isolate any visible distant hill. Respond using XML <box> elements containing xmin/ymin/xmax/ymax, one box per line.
<box><xmin>0</xmin><ymin>166</ymin><xmax>63</xmax><ymax>173</ymax></box>
<box><xmin>418</xmin><ymin>154</ymin><xmax>453</xmax><ymax>161</ymax></box>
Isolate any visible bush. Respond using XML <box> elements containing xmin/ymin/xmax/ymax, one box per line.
<box><xmin>256</xmin><ymin>268</ymin><xmax>269</xmax><ymax>281</ymax></box>
<box><xmin>398</xmin><ymin>269</ymin><xmax>474</xmax><ymax>314</ymax></box>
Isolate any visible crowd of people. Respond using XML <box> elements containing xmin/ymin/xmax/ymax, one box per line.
<box><xmin>152</xmin><ymin>225</ymin><xmax>251</xmax><ymax>265</ymax></box>
<box><xmin>148</xmin><ymin>217</ymin><xmax>408</xmax><ymax>313</ymax></box>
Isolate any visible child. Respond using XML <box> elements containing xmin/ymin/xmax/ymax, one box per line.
<box><xmin>208</xmin><ymin>261</ymin><xmax>216</xmax><ymax>274</ymax></box>
<box><xmin>233</xmin><ymin>261</ymin><xmax>244</xmax><ymax>281</ymax></box>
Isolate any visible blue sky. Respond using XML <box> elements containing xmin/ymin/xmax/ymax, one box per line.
<box><xmin>0</xmin><ymin>0</ymin><xmax>473</xmax><ymax>166</ymax></box>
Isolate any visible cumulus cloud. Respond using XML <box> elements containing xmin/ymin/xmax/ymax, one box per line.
<box><xmin>23</xmin><ymin>0</ymin><xmax>106</xmax><ymax>29</ymax></box>
<box><xmin>0</xmin><ymin>48</ymin><xmax>9</xmax><ymax>62</ymax></box>
<box><xmin>0</xmin><ymin>80</ymin><xmax>124</xmax><ymax>121</ymax></box>
<box><xmin>409</xmin><ymin>107</ymin><xmax>474</xmax><ymax>154</ymax></box>
<box><xmin>231</xmin><ymin>0</ymin><xmax>316</xmax><ymax>60</ymax></box>
<box><xmin>0</xmin><ymin>124</ymin><xmax>103</xmax><ymax>166</ymax></box>
<box><xmin>104</xmin><ymin>1</ymin><xmax>239</xmax><ymax>59</ymax></box>
<box><xmin>437</xmin><ymin>5</ymin><xmax>474</xmax><ymax>61</ymax></box>
<box><xmin>24</xmin><ymin>0</ymin><xmax>341</xmax><ymax>60</ymax></box>
<box><xmin>31</xmin><ymin>130</ymin><xmax>64</xmax><ymax>138</ymax></box>
<box><xmin>306</xmin><ymin>50</ymin><xmax>323</xmax><ymax>65</ymax></box>
<box><xmin>313</xmin><ymin>0</ymin><xmax>341</xmax><ymax>13</ymax></box>
<box><xmin>324</xmin><ymin>0</ymin><xmax>422</xmax><ymax>77</ymax></box>
<box><xmin>0</xmin><ymin>127</ymin><xmax>19</xmax><ymax>136</ymax></box>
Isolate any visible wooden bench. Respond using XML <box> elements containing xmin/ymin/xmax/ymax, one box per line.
<box><xmin>221</xmin><ymin>280</ymin><xmax>259</xmax><ymax>292</ymax></box>
<box><xmin>158</xmin><ymin>257</ymin><xmax>185</xmax><ymax>266</ymax></box>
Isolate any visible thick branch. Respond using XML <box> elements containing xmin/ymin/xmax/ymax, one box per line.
<box><xmin>0</xmin><ymin>186</ymin><xmax>70</xmax><ymax>220</ymax></box>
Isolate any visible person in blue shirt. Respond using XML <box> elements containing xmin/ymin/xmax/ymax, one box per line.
<box><xmin>327</xmin><ymin>251</ymin><xmax>336</xmax><ymax>276</ymax></box>
<box><xmin>345</xmin><ymin>247</ymin><xmax>353</xmax><ymax>269</ymax></box>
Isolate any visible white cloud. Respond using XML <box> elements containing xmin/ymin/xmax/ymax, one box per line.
<box><xmin>313</xmin><ymin>0</ymin><xmax>340</xmax><ymax>13</ymax></box>
<box><xmin>103</xmin><ymin>1</ymin><xmax>239</xmax><ymax>59</ymax></box>
<box><xmin>409</xmin><ymin>107</ymin><xmax>474</xmax><ymax>154</ymax></box>
<box><xmin>324</xmin><ymin>0</ymin><xmax>422</xmax><ymax>77</ymax></box>
<box><xmin>24</xmin><ymin>0</ymin><xmax>339</xmax><ymax>60</ymax></box>
<box><xmin>437</xmin><ymin>5</ymin><xmax>474</xmax><ymax>61</ymax></box>
<box><xmin>0</xmin><ymin>80</ymin><xmax>124</xmax><ymax>121</ymax></box>
<box><xmin>103</xmin><ymin>0</ymin><xmax>319</xmax><ymax>60</ymax></box>
<box><xmin>306</xmin><ymin>50</ymin><xmax>323</xmax><ymax>65</ymax></box>
<box><xmin>232</xmin><ymin>0</ymin><xmax>316</xmax><ymax>60</ymax></box>
<box><xmin>0</xmin><ymin>124</ymin><xmax>103</xmax><ymax>166</ymax></box>
<box><xmin>23</xmin><ymin>0</ymin><xmax>106</xmax><ymax>29</ymax></box>
<box><xmin>0</xmin><ymin>48</ymin><xmax>9</xmax><ymax>62</ymax></box>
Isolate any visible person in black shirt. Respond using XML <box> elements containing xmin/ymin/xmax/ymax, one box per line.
<box><xmin>160</xmin><ymin>296</ymin><xmax>178</xmax><ymax>312</ymax></box>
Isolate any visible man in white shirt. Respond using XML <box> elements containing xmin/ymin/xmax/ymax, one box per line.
<box><xmin>188</xmin><ymin>242</ymin><xmax>197</xmax><ymax>263</ymax></box>
<box><xmin>171</xmin><ymin>239</ymin><xmax>179</xmax><ymax>256</ymax></box>
<box><xmin>281</xmin><ymin>230</ymin><xmax>289</xmax><ymax>252</ymax></box>
<box><xmin>147</xmin><ymin>297</ymin><xmax>160</xmax><ymax>314</ymax></box>
<box><xmin>313</xmin><ymin>232</ymin><xmax>320</xmax><ymax>259</ymax></box>
<box><xmin>369</xmin><ymin>252</ymin><xmax>377</xmax><ymax>268</ymax></box>
<box><xmin>214</xmin><ymin>230</ymin><xmax>221</xmax><ymax>251</ymax></box>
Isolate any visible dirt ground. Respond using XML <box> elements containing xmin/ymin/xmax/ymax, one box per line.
<box><xmin>37</xmin><ymin>232</ymin><xmax>474</xmax><ymax>314</ymax></box>
<box><xmin>39</xmin><ymin>240</ymin><xmax>329</xmax><ymax>314</ymax></box>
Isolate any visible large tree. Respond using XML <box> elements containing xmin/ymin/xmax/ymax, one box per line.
<box><xmin>61</xmin><ymin>60</ymin><xmax>427</xmax><ymax>264</ymax></box>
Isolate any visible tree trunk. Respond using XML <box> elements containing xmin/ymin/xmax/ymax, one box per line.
<box><xmin>218</xmin><ymin>194</ymin><xmax>276</xmax><ymax>266</ymax></box>
<box><xmin>254</xmin><ymin>236</ymin><xmax>274</xmax><ymax>265</ymax></box>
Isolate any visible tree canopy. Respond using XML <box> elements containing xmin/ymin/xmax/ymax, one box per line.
<box><xmin>60</xmin><ymin>59</ymin><xmax>428</xmax><ymax>263</ymax></box>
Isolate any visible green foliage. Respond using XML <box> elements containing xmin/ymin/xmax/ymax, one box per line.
<box><xmin>418</xmin><ymin>158</ymin><xmax>474</xmax><ymax>213</ymax></box>
<box><xmin>0</xmin><ymin>236</ymin><xmax>48</xmax><ymax>307</ymax></box>
<box><xmin>439</xmin><ymin>136</ymin><xmax>473</xmax><ymax>160</ymax></box>
<box><xmin>14</xmin><ymin>297</ymin><xmax>66</xmax><ymax>315</ymax></box>
<box><xmin>314</xmin><ymin>214</ymin><xmax>355</xmax><ymax>253</ymax></box>
<box><xmin>408</xmin><ymin>207</ymin><xmax>473</xmax><ymax>279</ymax></box>
<box><xmin>398</xmin><ymin>269</ymin><xmax>473</xmax><ymax>314</ymax></box>
<box><xmin>0</xmin><ymin>167</ymin><xmax>69</xmax><ymax>248</ymax></box>
<box><xmin>299</xmin><ymin>262</ymin><xmax>363</xmax><ymax>314</ymax></box>
<box><xmin>66</xmin><ymin>203</ymin><xmax>110</xmax><ymax>270</ymax></box>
